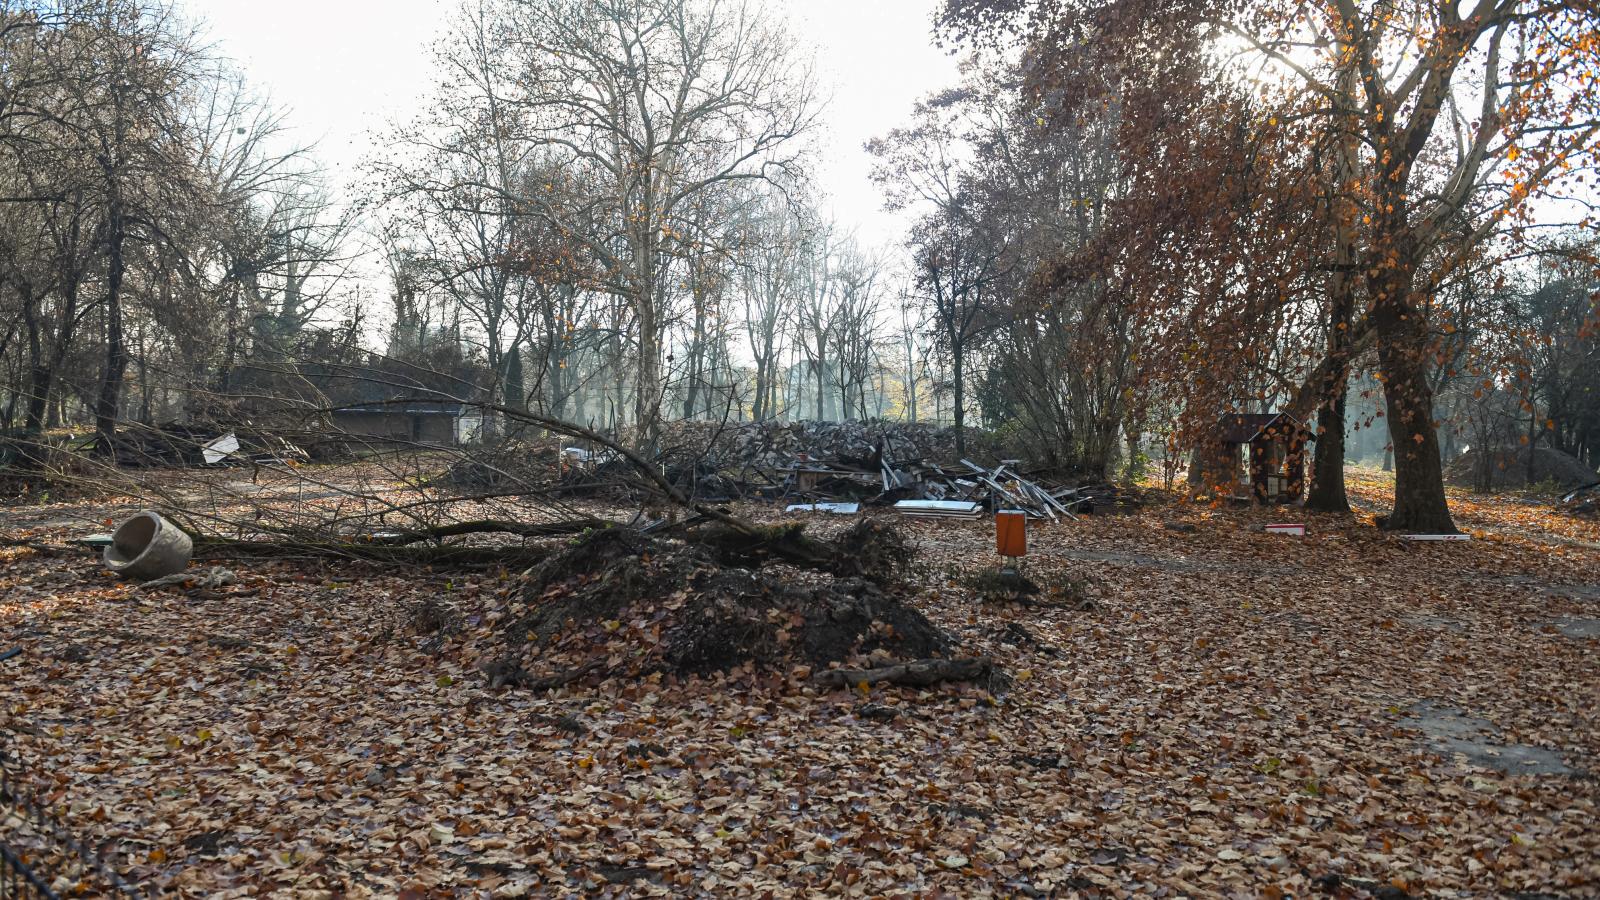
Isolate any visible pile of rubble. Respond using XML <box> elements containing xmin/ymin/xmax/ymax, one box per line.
<box><xmin>90</xmin><ymin>424</ymin><xmax>307</xmax><ymax>468</ymax></box>
<box><xmin>651</xmin><ymin>419</ymin><xmax>993</xmax><ymax>473</ymax></box>
<box><xmin>626</xmin><ymin>420</ymin><xmax>1132</xmax><ymax>518</ymax></box>
<box><xmin>436</xmin><ymin>419</ymin><xmax>1139</xmax><ymax>519</ymax></box>
<box><xmin>1446</xmin><ymin>445</ymin><xmax>1600</xmax><ymax>492</ymax></box>
<box><xmin>1560</xmin><ymin>482</ymin><xmax>1599</xmax><ymax>517</ymax></box>
<box><xmin>779</xmin><ymin>454</ymin><xmax>1129</xmax><ymax>520</ymax></box>
<box><xmin>437</xmin><ymin>441</ymin><xmax>569</xmax><ymax>491</ymax></box>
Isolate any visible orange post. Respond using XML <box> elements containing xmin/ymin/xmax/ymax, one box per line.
<box><xmin>995</xmin><ymin>509</ymin><xmax>1027</xmax><ymax>558</ymax></box>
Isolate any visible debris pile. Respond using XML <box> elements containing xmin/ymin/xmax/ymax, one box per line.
<box><xmin>685</xmin><ymin>518</ymin><xmax>916</xmax><ymax>584</ymax></box>
<box><xmin>650</xmin><ymin>419</ymin><xmax>992</xmax><ymax>471</ymax></box>
<box><xmin>0</xmin><ymin>429</ymin><xmax>101</xmax><ymax>499</ymax></box>
<box><xmin>437</xmin><ymin>419</ymin><xmax>1140</xmax><ymax>518</ymax></box>
<box><xmin>482</xmin><ymin>524</ymin><xmax>995</xmax><ymax>690</ymax></box>
<box><xmin>1446</xmin><ymin>445</ymin><xmax>1599</xmax><ymax>492</ymax></box>
<box><xmin>785</xmin><ymin>455</ymin><xmax>1132</xmax><ymax>520</ymax></box>
<box><xmin>1559</xmin><ymin>481</ymin><xmax>1599</xmax><ymax>517</ymax></box>
<box><xmin>93</xmin><ymin>425</ymin><xmax>307</xmax><ymax>468</ymax></box>
<box><xmin>646</xmin><ymin>420</ymin><xmax>1117</xmax><ymax>517</ymax></box>
<box><xmin>437</xmin><ymin>440</ymin><xmax>568</xmax><ymax>491</ymax></box>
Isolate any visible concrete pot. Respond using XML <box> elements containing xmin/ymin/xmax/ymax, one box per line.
<box><xmin>104</xmin><ymin>511</ymin><xmax>193</xmax><ymax>580</ymax></box>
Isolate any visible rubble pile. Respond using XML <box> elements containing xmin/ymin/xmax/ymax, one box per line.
<box><xmin>438</xmin><ymin>441</ymin><xmax>568</xmax><ymax>491</ymax></box>
<box><xmin>1446</xmin><ymin>445</ymin><xmax>1600</xmax><ymax>492</ymax></box>
<box><xmin>525</xmin><ymin>420</ymin><xmax>1134</xmax><ymax>517</ymax></box>
<box><xmin>1559</xmin><ymin>482</ymin><xmax>1599</xmax><ymax>517</ymax></box>
<box><xmin>770</xmin><ymin>452</ymin><xmax>1139</xmax><ymax>520</ymax></box>
<box><xmin>437</xmin><ymin>419</ymin><xmax>1139</xmax><ymax>518</ymax></box>
<box><xmin>93</xmin><ymin>425</ymin><xmax>307</xmax><ymax>468</ymax></box>
<box><xmin>650</xmin><ymin>419</ymin><xmax>994</xmax><ymax>472</ymax></box>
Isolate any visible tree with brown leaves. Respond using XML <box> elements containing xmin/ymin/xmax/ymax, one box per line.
<box><xmin>941</xmin><ymin>0</ymin><xmax>1600</xmax><ymax>531</ymax></box>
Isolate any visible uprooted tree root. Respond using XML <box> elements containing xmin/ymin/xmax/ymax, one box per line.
<box><xmin>485</xmin><ymin>526</ymin><xmax>992</xmax><ymax>690</ymax></box>
<box><xmin>686</xmin><ymin>517</ymin><xmax>915</xmax><ymax>584</ymax></box>
<box><xmin>812</xmin><ymin>657</ymin><xmax>1000</xmax><ymax>690</ymax></box>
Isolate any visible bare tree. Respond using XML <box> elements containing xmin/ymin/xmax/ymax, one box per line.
<box><xmin>792</xmin><ymin>221</ymin><xmax>844</xmax><ymax>420</ymax></box>
<box><xmin>480</xmin><ymin>0</ymin><xmax>820</xmax><ymax>447</ymax></box>
<box><xmin>827</xmin><ymin>242</ymin><xmax>886</xmax><ymax>421</ymax></box>
<box><xmin>46</xmin><ymin>0</ymin><xmax>208</xmax><ymax>445</ymax></box>
<box><xmin>738</xmin><ymin>194</ymin><xmax>804</xmax><ymax>421</ymax></box>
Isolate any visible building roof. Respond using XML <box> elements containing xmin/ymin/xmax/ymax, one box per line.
<box><xmin>1217</xmin><ymin>412</ymin><xmax>1306</xmax><ymax>444</ymax></box>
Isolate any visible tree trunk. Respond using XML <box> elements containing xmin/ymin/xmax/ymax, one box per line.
<box><xmin>1374</xmin><ymin>298</ymin><xmax>1454</xmax><ymax>532</ymax></box>
<box><xmin>634</xmin><ymin>290</ymin><xmax>661</xmax><ymax>452</ymax></box>
<box><xmin>1525</xmin><ymin>407</ymin><xmax>1539</xmax><ymax>485</ymax></box>
<box><xmin>815</xmin><ymin>354</ymin><xmax>827</xmax><ymax>421</ymax></box>
<box><xmin>95</xmin><ymin>202</ymin><xmax>128</xmax><ymax>448</ymax></box>
<box><xmin>21</xmin><ymin>282</ymin><xmax>48</xmax><ymax>432</ymax></box>
<box><xmin>906</xmin><ymin>353</ymin><xmax>917</xmax><ymax>422</ymax></box>
<box><xmin>136</xmin><ymin>321</ymin><xmax>152</xmax><ymax>424</ymax></box>
<box><xmin>610</xmin><ymin>307</ymin><xmax>626</xmax><ymax>434</ymax></box>
<box><xmin>1307</xmin><ymin>380</ymin><xmax>1351</xmax><ymax>513</ymax></box>
<box><xmin>504</xmin><ymin>344</ymin><xmax>525</xmax><ymax>412</ymax></box>
<box><xmin>1307</xmin><ymin>60</ymin><xmax>1360</xmax><ymax>515</ymax></box>
<box><xmin>952</xmin><ymin>341</ymin><xmax>965</xmax><ymax>459</ymax></box>
<box><xmin>683</xmin><ymin>286</ymin><xmax>707</xmax><ymax>419</ymax></box>
<box><xmin>750</xmin><ymin>357</ymin><xmax>764</xmax><ymax>421</ymax></box>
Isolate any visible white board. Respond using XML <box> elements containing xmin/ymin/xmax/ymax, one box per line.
<box><xmin>894</xmin><ymin>500</ymin><xmax>984</xmax><ymax>519</ymax></box>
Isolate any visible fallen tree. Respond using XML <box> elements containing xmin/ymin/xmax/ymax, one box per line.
<box><xmin>812</xmin><ymin>657</ymin><xmax>996</xmax><ymax>689</ymax></box>
<box><xmin>167</xmin><ymin>400</ymin><xmax>920</xmax><ymax>576</ymax></box>
<box><xmin>73</xmin><ymin>398</ymin><xmax>1001</xmax><ymax>691</ymax></box>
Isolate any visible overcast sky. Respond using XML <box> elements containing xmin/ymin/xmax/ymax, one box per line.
<box><xmin>198</xmin><ymin>0</ymin><xmax>963</xmax><ymax>252</ymax></box>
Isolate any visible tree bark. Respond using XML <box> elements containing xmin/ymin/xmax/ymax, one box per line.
<box><xmin>815</xmin><ymin>355</ymin><xmax>827</xmax><ymax>420</ymax></box>
<box><xmin>95</xmin><ymin>201</ymin><xmax>128</xmax><ymax>448</ymax></box>
<box><xmin>1307</xmin><ymin>378</ymin><xmax>1351</xmax><ymax>512</ymax></box>
<box><xmin>21</xmin><ymin>281</ymin><xmax>48</xmax><ymax>432</ymax></box>
<box><xmin>634</xmin><ymin>283</ymin><xmax>661</xmax><ymax>452</ymax></box>
<box><xmin>1306</xmin><ymin>93</ymin><xmax>1360</xmax><ymax>513</ymax></box>
<box><xmin>751</xmin><ymin>357</ymin><xmax>768</xmax><ymax>421</ymax></box>
<box><xmin>1373</xmin><ymin>270</ymin><xmax>1455</xmax><ymax>532</ymax></box>
<box><xmin>951</xmin><ymin>339</ymin><xmax>966</xmax><ymax>459</ymax></box>
<box><xmin>683</xmin><ymin>280</ymin><xmax>708</xmax><ymax>419</ymax></box>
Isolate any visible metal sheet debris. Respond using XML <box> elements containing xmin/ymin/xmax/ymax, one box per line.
<box><xmin>894</xmin><ymin>500</ymin><xmax>984</xmax><ymax>519</ymax></box>
<box><xmin>785</xmin><ymin>502</ymin><xmax>861</xmax><ymax>515</ymax></box>
<box><xmin>202</xmin><ymin>432</ymin><xmax>240</xmax><ymax>465</ymax></box>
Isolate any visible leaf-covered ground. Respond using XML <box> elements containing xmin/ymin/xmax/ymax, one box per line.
<box><xmin>1</xmin><ymin>466</ymin><xmax>1597</xmax><ymax>897</ymax></box>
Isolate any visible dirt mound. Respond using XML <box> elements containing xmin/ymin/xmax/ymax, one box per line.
<box><xmin>498</xmin><ymin>527</ymin><xmax>949</xmax><ymax>684</ymax></box>
<box><xmin>1446</xmin><ymin>446</ymin><xmax>1599</xmax><ymax>491</ymax></box>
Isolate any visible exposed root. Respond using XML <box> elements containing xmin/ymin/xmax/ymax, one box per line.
<box><xmin>495</xmin><ymin>527</ymin><xmax>959</xmax><ymax>685</ymax></box>
<box><xmin>813</xmin><ymin>657</ymin><xmax>997</xmax><ymax>688</ymax></box>
<box><xmin>687</xmin><ymin>517</ymin><xmax>914</xmax><ymax>584</ymax></box>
